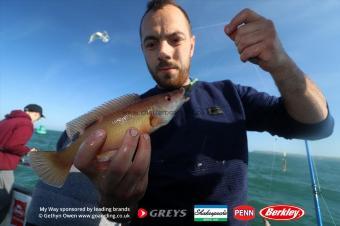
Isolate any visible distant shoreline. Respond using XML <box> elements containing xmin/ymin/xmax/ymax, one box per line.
<box><xmin>250</xmin><ymin>150</ymin><xmax>340</xmax><ymax>160</ymax></box>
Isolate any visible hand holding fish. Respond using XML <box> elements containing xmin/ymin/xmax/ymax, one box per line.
<box><xmin>224</xmin><ymin>8</ymin><xmax>291</xmax><ymax>75</ymax></box>
<box><xmin>74</xmin><ymin>128</ymin><xmax>151</xmax><ymax>221</ymax></box>
<box><xmin>30</xmin><ymin>88</ymin><xmax>188</xmax><ymax>188</ymax></box>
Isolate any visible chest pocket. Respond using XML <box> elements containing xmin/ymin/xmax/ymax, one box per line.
<box><xmin>189</xmin><ymin>104</ymin><xmax>246</xmax><ymax>161</ymax></box>
<box><xmin>192</xmin><ymin>105</ymin><xmax>233</xmax><ymax>122</ymax></box>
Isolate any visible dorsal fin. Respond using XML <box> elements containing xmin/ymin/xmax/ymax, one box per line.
<box><xmin>66</xmin><ymin>93</ymin><xmax>140</xmax><ymax>139</ymax></box>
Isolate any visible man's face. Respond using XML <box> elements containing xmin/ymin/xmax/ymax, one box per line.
<box><xmin>141</xmin><ymin>5</ymin><xmax>195</xmax><ymax>90</ymax></box>
<box><xmin>29</xmin><ymin>112</ymin><xmax>41</xmax><ymax>123</ymax></box>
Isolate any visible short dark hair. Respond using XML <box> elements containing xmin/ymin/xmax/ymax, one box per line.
<box><xmin>139</xmin><ymin>0</ymin><xmax>192</xmax><ymax>40</ymax></box>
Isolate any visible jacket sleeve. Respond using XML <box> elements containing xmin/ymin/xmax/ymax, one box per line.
<box><xmin>1</xmin><ymin>125</ymin><xmax>33</xmax><ymax>156</ymax></box>
<box><xmin>235</xmin><ymin>84</ymin><xmax>334</xmax><ymax>140</ymax></box>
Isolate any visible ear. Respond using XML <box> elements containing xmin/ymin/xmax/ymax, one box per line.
<box><xmin>140</xmin><ymin>42</ymin><xmax>144</xmax><ymax>52</ymax></box>
<box><xmin>190</xmin><ymin>35</ymin><xmax>195</xmax><ymax>58</ymax></box>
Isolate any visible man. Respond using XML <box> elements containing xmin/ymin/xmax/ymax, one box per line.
<box><xmin>74</xmin><ymin>0</ymin><xmax>334</xmax><ymax>225</ymax></box>
<box><xmin>27</xmin><ymin>1</ymin><xmax>333</xmax><ymax>226</ymax></box>
<box><xmin>0</xmin><ymin>104</ymin><xmax>44</xmax><ymax>223</ymax></box>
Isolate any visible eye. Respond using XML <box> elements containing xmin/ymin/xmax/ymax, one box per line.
<box><xmin>170</xmin><ymin>37</ymin><xmax>182</xmax><ymax>46</ymax></box>
<box><xmin>172</xmin><ymin>38</ymin><xmax>179</xmax><ymax>43</ymax></box>
<box><xmin>171</xmin><ymin>38</ymin><xmax>181</xmax><ymax>46</ymax></box>
<box><xmin>165</xmin><ymin>95</ymin><xmax>171</xmax><ymax>101</ymax></box>
<box><xmin>144</xmin><ymin>40</ymin><xmax>157</xmax><ymax>50</ymax></box>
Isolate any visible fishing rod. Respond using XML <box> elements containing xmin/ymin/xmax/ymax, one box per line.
<box><xmin>304</xmin><ymin>140</ymin><xmax>323</xmax><ymax>226</ymax></box>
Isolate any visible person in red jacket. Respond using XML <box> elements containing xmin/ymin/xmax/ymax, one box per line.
<box><xmin>0</xmin><ymin>104</ymin><xmax>44</xmax><ymax>223</ymax></box>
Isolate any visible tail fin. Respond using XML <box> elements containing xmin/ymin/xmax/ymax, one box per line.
<box><xmin>29</xmin><ymin>150</ymin><xmax>73</xmax><ymax>188</ymax></box>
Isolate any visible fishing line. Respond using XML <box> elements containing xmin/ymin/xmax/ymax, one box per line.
<box><xmin>267</xmin><ymin>137</ymin><xmax>277</xmax><ymax>197</ymax></box>
<box><xmin>192</xmin><ymin>21</ymin><xmax>227</xmax><ymax>31</ymax></box>
<box><xmin>191</xmin><ymin>22</ymin><xmax>230</xmax><ymax>80</ymax></box>
<box><xmin>320</xmin><ymin>193</ymin><xmax>337</xmax><ymax>226</ymax></box>
<box><xmin>249</xmin><ymin>61</ymin><xmax>277</xmax><ymax>200</ymax></box>
<box><xmin>312</xmin><ymin>156</ymin><xmax>322</xmax><ymax>194</ymax></box>
<box><xmin>311</xmin><ymin>155</ymin><xmax>324</xmax><ymax>223</ymax></box>
<box><xmin>194</xmin><ymin>20</ymin><xmax>279</xmax><ymax>205</ymax></box>
<box><xmin>312</xmin><ymin>157</ymin><xmax>337</xmax><ymax>226</ymax></box>
<box><xmin>251</xmin><ymin>63</ymin><xmax>268</xmax><ymax>91</ymax></box>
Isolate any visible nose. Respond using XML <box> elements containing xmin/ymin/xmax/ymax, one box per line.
<box><xmin>158</xmin><ymin>40</ymin><xmax>172</xmax><ymax>61</ymax></box>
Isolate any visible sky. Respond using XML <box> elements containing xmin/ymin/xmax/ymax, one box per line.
<box><xmin>0</xmin><ymin>0</ymin><xmax>339</xmax><ymax>157</ymax></box>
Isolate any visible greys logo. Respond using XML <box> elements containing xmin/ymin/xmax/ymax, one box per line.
<box><xmin>143</xmin><ymin>209</ymin><xmax>187</xmax><ymax>218</ymax></box>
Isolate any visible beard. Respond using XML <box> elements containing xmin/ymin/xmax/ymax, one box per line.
<box><xmin>147</xmin><ymin>59</ymin><xmax>190</xmax><ymax>90</ymax></box>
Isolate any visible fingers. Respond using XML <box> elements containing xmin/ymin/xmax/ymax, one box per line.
<box><xmin>96</xmin><ymin>150</ymin><xmax>118</xmax><ymax>171</ymax></box>
<box><xmin>224</xmin><ymin>8</ymin><xmax>283</xmax><ymax>71</ymax></box>
<box><xmin>115</xmin><ymin>162</ymin><xmax>150</xmax><ymax>204</ymax></box>
<box><xmin>228</xmin><ymin>22</ymin><xmax>268</xmax><ymax>62</ymax></box>
<box><xmin>104</xmin><ymin>128</ymin><xmax>141</xmax><ymax>188</ymax></box>
<box><xmin>226</xmin><ymin>20</ymin><xmax>263</xmax><ymax>42</ymax></box>
<box><xmin>128</xmin><ymin>133</ymin><xmax>151</xmax><ymax>178</ymax></box>
<box><xmin>74</xmin><ymin>129</ymin><xmax>106</xmax><ymax>175</ymax></box>
<box><xmin>78</xmin><ymin>128</ymin><xmax>151</xmax><ymax>207</ymax></box>
<box><xmin>224</xmin><ymin>9</ymin><xmax>269</xmax><ymax>57</ymax></box>
<box><xmin>240</xmin><ymin>42</ymin><xmax>264</xmax><ymax>62</ymax></box>
<box><xmin>225</xmin><ymin>8</ymin><xmax>263</xmax><ymax>35</ymax></box>
<box><xmin>233</xmin><ymin>20</ymin><xmax>262</xmax><ymax>38</ymax></box>
<box><xmin>235</xmin><ymin>30</ymin><xmax>264</xmax><ymax>55</ymax></box>
<box><xmin>129</xmin><ymin>167</ymin><xmax>149</xmax><ymax>201</ymax></box>
<box><xmin>115</xmin><ymin>133</ymin><xmax>151</xmax><ymax>198</ymax></box>
<box><xmin>128</xmin><ymin>134</ymin><xmax>151</xmax><ymax>201</ymax></box>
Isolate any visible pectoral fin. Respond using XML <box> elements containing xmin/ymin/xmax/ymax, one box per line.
<box><xmin>150</xmin><ymin>115</ymin><xmax>162</xmax><ymax>128</ymax></box>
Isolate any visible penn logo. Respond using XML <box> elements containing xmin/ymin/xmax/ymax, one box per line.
<box><xmin>233</xmin><ymin>205</ymin><xmax>255</xmax><ymax>221</ymax></box>
<box><xmin>259</xmin><ymin>205</ymin><xmax>305</xmax><ymax>221</ymax></box>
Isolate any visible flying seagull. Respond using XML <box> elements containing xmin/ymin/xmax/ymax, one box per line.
<box><xmin>88</xmin><ymin>31</ymin><xmax>110</xmax><ymax>44</ymax></box>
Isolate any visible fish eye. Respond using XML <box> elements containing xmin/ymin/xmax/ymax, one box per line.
<box><xmin>165</xmin><ymin>95</ymin><xmax>171</xmax><ymax>101</ymax></box>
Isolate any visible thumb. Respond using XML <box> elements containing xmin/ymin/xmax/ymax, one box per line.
<box><xmin>74</xmin><ymin>129</ymin><xmax>106</xmax><ymax>172</ymax></box>
<box><xmin>224</xmin><ymin>24</ymin><xmax>236</xmax><ymax>41</ymax></box>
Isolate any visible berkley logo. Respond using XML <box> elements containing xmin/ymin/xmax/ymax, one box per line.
<box><xmin>259</xmin><ymin>205</ymin><xmax>305</xmax><ymax>221</ymax></box>
<box><xmin>233</xmin><ymin>205</ymin><xmax>255</xmax><ymax>221</ymax></box>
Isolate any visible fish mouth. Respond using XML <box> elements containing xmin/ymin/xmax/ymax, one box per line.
<box><xmin>167</xmin><ymin>87</ymin><xmax>190</xmax><ymax>103</ymax></box>
<box><xmin>179</xmin><ymin>87</ymin><xmax>190</xmax><ymax>102</ymax></box>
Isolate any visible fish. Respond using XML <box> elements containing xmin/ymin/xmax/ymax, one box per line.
<box><xmin>29</xmin><ymin>88</ymin><xmax>189</xmax><ymax>188</ymax></box>
<box><xmin>88</xmin><ymin>31</ymin><xmax>110</xmax><ymax>44</ymax></box>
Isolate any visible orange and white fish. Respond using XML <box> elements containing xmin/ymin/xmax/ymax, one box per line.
<box><xmin>30</xmin><ymin>88</ymin><xmax>189</xmax><ymax>187</ymax></box>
